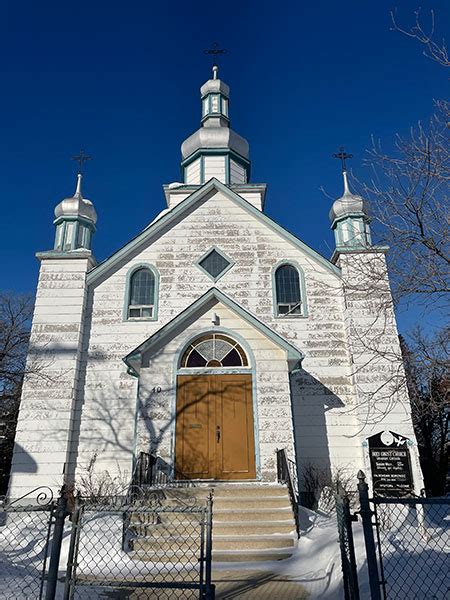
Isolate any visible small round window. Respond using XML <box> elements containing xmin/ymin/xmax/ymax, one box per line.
<box><xmin>180</xmin><ymin>333</ymin><xmax>248</xmax><ymax>368</ymax></box>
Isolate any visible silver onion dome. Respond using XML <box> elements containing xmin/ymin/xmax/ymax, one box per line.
<box><xmin>329</xmin><ymin>171</ymin><xmax>369</xmax><ymax>222</ymax></box>
<box><xmin>181</xmin><ymin>127</ymin><xmax>249</xmax><ymax>160</ymax></box>
<box><xmin>54</xmin><ymin>174</ymin><xmax>97</xmax><ymax>225</ymax></box>
<box><xmin>180</xmin><ymin>66</ymin><xmax>250</xmax><ymax>161</ymax></box>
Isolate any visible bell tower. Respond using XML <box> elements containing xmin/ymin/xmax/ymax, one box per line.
<box><xmin>180</xmin><ymin>65</ymin><xmax>250</xmax><ymax>185</ymax></box>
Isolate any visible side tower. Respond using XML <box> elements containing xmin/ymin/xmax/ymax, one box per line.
<box><xmin>8</xmin><ymin>172</ymin><xmax>96</xmax><ymax>499</ymax></box>
<box><xmin>330</xmin><ymin>159</ymin><xmax>424</xmax><ymax>494</ymax></box>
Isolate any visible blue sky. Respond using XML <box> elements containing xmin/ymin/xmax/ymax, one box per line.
<box><xmin>1</xmin><ymin>0</ymin><xmax>448</xmax><ymax>334</ymax></box>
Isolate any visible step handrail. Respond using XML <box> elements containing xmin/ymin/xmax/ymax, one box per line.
<box><xmin>276</xmin><ymin>448</ymin><xmax>300</xmax><ymax>537</ymax></box>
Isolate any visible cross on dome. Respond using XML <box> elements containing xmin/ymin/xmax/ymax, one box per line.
<box><xmin>71</xmin><ymin>149</ymin><xmax>92</xmax><ymax>175</ymax></box>
<box><xmin>333</xmin><ymin>147</ymin><xmax>353</xmax><ymax>172</ymax></box>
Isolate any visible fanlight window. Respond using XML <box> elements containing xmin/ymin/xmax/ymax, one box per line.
<box><xmin>275</xmin><ymin>264</ymin><xmax>302</xmax><ymax>316</ymax></box>
<box><xmin>181</xmin><ymin>334</ymin><xmax>248</xmax><ymax>368</ymax></box>
<box><xmin>128</xmin><ymin>268</ymin><xmax>155</xmax><ymax>319</ymax></box>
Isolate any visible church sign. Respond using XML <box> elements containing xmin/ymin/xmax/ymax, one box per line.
<box><xmin>368</xmin><ymin>431</ymin><xmax>414</xmax><ymax>497</ymax></box>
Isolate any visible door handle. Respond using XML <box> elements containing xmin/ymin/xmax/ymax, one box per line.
<box><xmin>216</xmin><ymin>425</ymin><xmax>221</xmax><ymax>443</ymax></box>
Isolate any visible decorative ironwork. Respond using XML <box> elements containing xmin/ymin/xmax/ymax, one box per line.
<box><xmin>4</xmin><ymin>485</ymin><xmax>55</xmax><ymax>508</ymax></box>
<box><xmin>0</xmin><ymin>490</ymin><xmax>59</xmax><ymax>599</ymax></box>
<box><xmin>71</xmin><ymin>149</ymin><xmax>92</xmax><ymax>174</ymax></box>
<box><xmin>333</xmin><ymin>146</ymin><xmax>353</xmax><ymax>172</ymax></box>
<box><xmin>204</xmin><ymin>42</ymin><xmax>227</xmax><ymax>64</ymax></box>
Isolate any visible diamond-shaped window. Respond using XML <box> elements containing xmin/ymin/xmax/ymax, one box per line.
<box><xmin>197</xmin><ymin>248</ymin><xmax>232</xmax><ymax>281</ymax></box>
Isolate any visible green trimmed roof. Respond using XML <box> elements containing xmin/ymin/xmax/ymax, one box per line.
<box><xmin>123</xmin><ymin>288</ymin><xmax>304</xmax><ymax>376</ymax></box>
<box><xmin>87</xmin><ymin>178</ymin><xmax>340</xmax><ymax>286</ymax></box>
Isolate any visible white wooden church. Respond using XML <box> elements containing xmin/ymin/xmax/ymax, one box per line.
<box><xmin>9</xmin><ymin>66</ymin><xmax>423</xmax><ymax>508</ymax></box>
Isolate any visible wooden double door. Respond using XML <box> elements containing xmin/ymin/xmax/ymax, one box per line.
<box><xmin>175</xmin><ymin>374</ymin><xmax>256</xmax><ymax>480</ymax></box>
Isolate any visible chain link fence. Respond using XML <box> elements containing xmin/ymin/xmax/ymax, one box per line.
<box><xmin>373</xmin><ymin>498</ymin><xmax>450</xmax><ymax>599</ymax></box>
<box><xmin>0</xmin><ymin>489</ymin><xmax>56</xmax><ymax>600</ymax></box>
<box><xmin>335</xmin><ymin>472</ymin><xmax>450</xmax><ymax>600</ymax></box>
<box><xmin>65</xmin><ymin>488</ymin><xmax>214</xmax><ymax>600</ymax></box>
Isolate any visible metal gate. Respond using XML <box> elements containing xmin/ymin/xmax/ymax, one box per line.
<box><xmin>336</xmin><ymin>472</ymin><xmax>450</xmax><ymax>600</ymax></box>
<box><xmin>0</xmin><ymin>487</ymin><xmax>58</xmax><ymax>600</ymax></box>
<box><xmin>64</xmin><ymin>488</ymin><xmax>214</xmax><ymax>599</ymax></box>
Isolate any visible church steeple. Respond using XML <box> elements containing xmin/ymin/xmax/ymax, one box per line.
<box><xmin>330</xmin><ymin>149</ymin><xmax>372</xmax><ymax>251</ymax></box>
<box><xmin>180</xmin><ymin>66</ymin><xmax>250</xmax><ymax>185</ymax></box>
<box><xmin>53</xmin><ymin>171</ymin><xmax>97</xmax><ymax>253</ymax></box>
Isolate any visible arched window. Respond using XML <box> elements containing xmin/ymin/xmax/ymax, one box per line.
<box><xmin>128</xmin><ymin>267</ymin><xmax>156</xmax><ymax>319</ymax></box>
<box><xmin>275</xmin><ymin>264</ymin><xmax>302</xmax><ymax>316</ymax></box>
<box><xmin>181</xmin><ymin>333</ymin><xmax>248</xmax><ymax>368</ymax></box>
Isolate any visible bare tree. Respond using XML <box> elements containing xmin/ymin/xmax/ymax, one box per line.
<box><xmin>401</xmin><ymin>330</ymin><xmax>449</xmax><ymax>496</ymax></box>
<box><xmin>357</xmin><ymin>9</ymin><xmax>449</xmax><ymax>308</ymax></box>
<box><xmin>391</xmin><ymin>8</ymin><xmax>449</xmax><ymax>68</ymax></box>
<box><xmin>0</xmin><ymin>292</ymin><xmax>34</xmax><ymax>492</ymax></box>
<box><xmin>362</xmin><ymin>103</ymin><xmax>449</xmax><ymax>307</ymax></box>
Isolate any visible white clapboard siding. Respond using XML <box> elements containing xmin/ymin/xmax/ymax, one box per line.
<box><xmin>185</xmin><ymin>159</ymin><xmax>201</xmax><ymax>184</ymax></box>
<box><xmin>203</xmin><ymin>156</ymin><xmax>226</xmax><ymax>182</ymax></box>
<box><xmin>230</xmin><ymin>159</ymin><xmax>246</xmax><ymax>184</ymax></box>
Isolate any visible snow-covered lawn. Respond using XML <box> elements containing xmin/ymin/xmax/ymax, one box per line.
<box><xmin>1</xmin><ymin>503</ymin><xmax>448</xmax><ymax>599</ymax></box>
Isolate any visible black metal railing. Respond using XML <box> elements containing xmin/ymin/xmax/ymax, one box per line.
<box><xmin>133</xmin><ymin>452</ymin><xmax>197</xmax><ymax>489</ymax></box>
<box><xmin>276</xmin><ymin>448</ymin><xmax>300</xmax><ymax>536</ymax></box>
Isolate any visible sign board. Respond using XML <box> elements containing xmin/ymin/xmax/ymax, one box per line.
<box><xmin>368</xmin><ymin>431</ymin><xmax>414</xmax><ymax>497</ymax></box>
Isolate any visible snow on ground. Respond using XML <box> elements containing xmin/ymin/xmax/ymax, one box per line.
<box><xmin>1</xmin><ymin>503</ymin><xmax>449</xmax><ymax>599</ymax></box>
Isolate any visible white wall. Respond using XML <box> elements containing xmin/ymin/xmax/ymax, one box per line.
<box><xmin>8</xmin><ymin>255</ymin><xmax>93</xmax><ymax>498</ymax></box>
<box><xmin>12</xmin><ymin>187</ymin><xmax>421</xmax><ymax>496</ymax></box>
<box><xmin>76</xmin><ymin>189</ymin><xmax>360</xmax><ymax>486</ymax></box>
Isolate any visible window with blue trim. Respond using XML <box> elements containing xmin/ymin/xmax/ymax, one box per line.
<box><xmin>275</xmin><ymin>264</ymin><xmax>302</xmax><ymax>316</ymax></box>
<box><xmin>128</xmin><ymin>268</ymin><xmax>155</xmax><ymax>319</ymax></box>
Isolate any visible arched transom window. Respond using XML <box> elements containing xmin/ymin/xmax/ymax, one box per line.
<box><xmin>275</xmin><ymin>264</ymin><xmax>302</xmax><ymax>316</ymax></box>
<box><xmin>181</xmin><ymin>334</ymin><xmax>249</xmax><ymax>368</ymax></box>
<box><xmin>128</xmin><ymin>267</ymin><xmax>155</xmax><ymax>319</ymax></box>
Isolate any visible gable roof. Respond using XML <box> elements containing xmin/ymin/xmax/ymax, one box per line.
<box><xmin>123</xmin><ymin>287</ymin><xmax>304</xmax><ymax>376</ymax></box>
<box><xmin>87</xmin><ymin>178</ymin><xmax>340</xmax><ymax>286</ymax></box>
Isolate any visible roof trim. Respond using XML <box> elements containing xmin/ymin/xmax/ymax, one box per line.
<box><xmin>123</xmin><ymin>287</ymin><xmax>304</xmax><ymax>376</ymax></box>
<box><xmin>87</xmin><ymin>178</ymin><xmax>340</xmax><ymax>286</ymax></box>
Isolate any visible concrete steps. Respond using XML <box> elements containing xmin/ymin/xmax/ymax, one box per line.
<box><xmin>129</xmin><ymin>483</ymin><xmax>298</xmax><ymax>563</ymax></box>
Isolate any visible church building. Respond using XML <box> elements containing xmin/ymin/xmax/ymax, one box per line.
<box><xmin>8</xmin><ymin>66</ymin><xmax>423</xmax><ymax>502</ymax></box>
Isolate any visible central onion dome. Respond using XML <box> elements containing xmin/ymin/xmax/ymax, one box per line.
<box><xmin>180</xmin><ymin>65</ymin><xmax>250</xmax><ymax>185</ymax></box>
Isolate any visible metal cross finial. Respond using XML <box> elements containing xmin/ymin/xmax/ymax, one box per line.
<box><xmin>71</xmin><ymin>149</ymin><xmax>92</xmax><ymax>175</ymax></box>
<box><xmin>333</xmin><ymin>147</ymin><xmax>353</xmax><ymax>172</ymax></box>
<box><xmin>204</xmin><ymin>42</ymin><xmax>227</xmax><ymax>66</ymax></box>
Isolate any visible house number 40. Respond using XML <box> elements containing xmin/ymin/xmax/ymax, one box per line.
<box><xmin>152</xmin><ymin>386</ymin><xmax>162</xmax><ymax>393</ymax></box>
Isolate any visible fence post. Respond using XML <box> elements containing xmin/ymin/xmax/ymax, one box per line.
<box><xmin>204</xmin><ymin>492</ymin><xmax>215</xmax><ymax>599</ymax></box>
<box><xmin>63</xmin><ymin>493</ymin><xmax>82</xmax><ymax>600</ymax></box>
<box><xmin>45</xmin><ymin>486</ymin><xmax>68</xmax><ymax>600</ymax></box>
<box><xmin>357</xmin><ymin>471</ymin><xmax>381</xmax><ymax>600</ymax></box>
<box><xmin>336</xmin><ymin>484</ymin><xmax>360</xmax><ymax>600</ymax></box>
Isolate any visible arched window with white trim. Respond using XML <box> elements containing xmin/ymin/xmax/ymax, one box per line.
<box><xmin>127</xmin><ymin>267</ymin><xmax>157</xmax><ymax>319</ymax></box>
<box><xmin>274</xmin><ymin>264</ymin><xmax>303</xmax><ymax>316</ymax></box>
